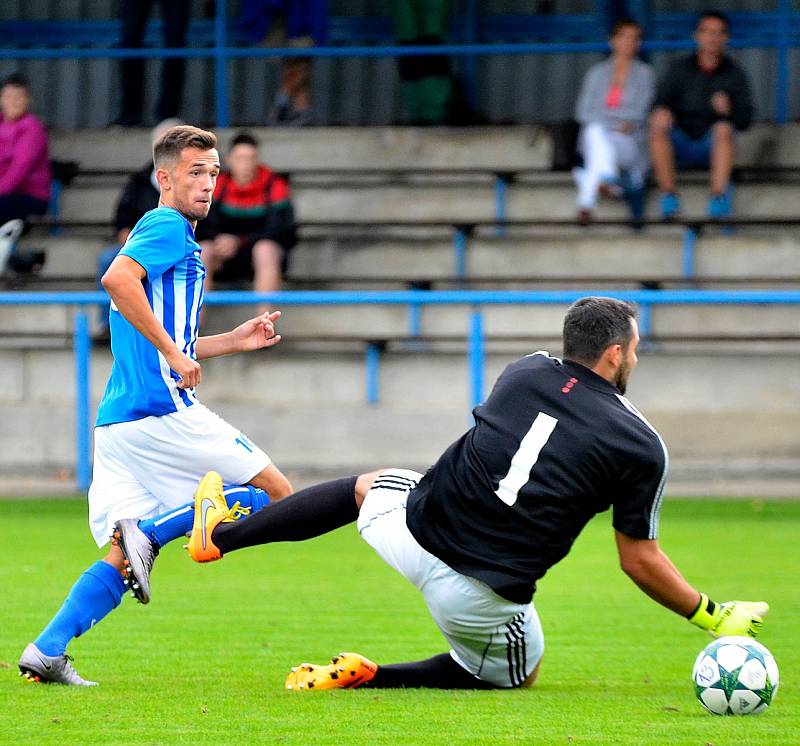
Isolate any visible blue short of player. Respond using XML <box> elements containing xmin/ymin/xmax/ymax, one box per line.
<box><xmin>671</xmin><ymin>127</ymin><xmax>714</xmax><ymax>168</ymax></box>
<box><xmin>358</xmin><ymin>469</ymin><xmax>544</xmax><ymax>688</ymax></box>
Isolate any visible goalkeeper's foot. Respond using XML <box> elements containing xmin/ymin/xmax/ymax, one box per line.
<box><xmin>18</xmin><ymin>643</ymin><xmax>97</xmax><ymax>686</ymax></box>
<box><xmin>112</xmin><ymin>518</ymin><xmax>159</xmax><ymax>604</ymax></box>
<box><xmin>285</xmin><ymin>652</ymin><xmax>378</xmax><ymax>691</ymax></box>
<box><xmin>186</xmin><ymin>471</ymin><xmax>228</xmax><ymax>563</ymax></box>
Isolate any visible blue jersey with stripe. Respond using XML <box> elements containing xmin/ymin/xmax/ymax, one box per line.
<box><xmin>96</xmin><ymin>207</ymin><xmax>206</xmax><ymax>426</ymax></box>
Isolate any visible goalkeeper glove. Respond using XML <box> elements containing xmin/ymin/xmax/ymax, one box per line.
<box><xmin>688</xmin><ymin>593</ymin><xmax>769</xmax><ymax>638</ymax></box>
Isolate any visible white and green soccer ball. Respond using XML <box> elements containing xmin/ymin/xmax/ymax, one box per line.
<box><xmin>692</xmin><ymin>636</ymin><xmax>779</xmax><ymax>716</ymax></box>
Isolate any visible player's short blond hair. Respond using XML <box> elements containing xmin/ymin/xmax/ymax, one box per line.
<box><xmin>153</xmin><ymin>125</ymin><xmax>217</xmax><ymax>169</ymax></box>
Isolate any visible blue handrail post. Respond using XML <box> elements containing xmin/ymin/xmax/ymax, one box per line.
<box><xmin>776</xmin><ymin>0</ymin><xmax>791</xmax><ymax>124</ymax></box>
<box><xmin>468</xmin><ymin>308</ymin><xmax>484</xmax><ymax>414</ymax></box>
<box><xmin>637</xmin><ymin>299</ymin><xmax>651</xmax><ymax>339</ymax></box>
<box><xmin>453</xmin><ymin>225</ymin><xmax>472</xmax><ymax>286</ymax></box>
<box><xmin>214</xmin><ymin>0</ymin><xmax>230</xmax><ymax>128</ymax></box>
<box><xmin>74</xmin><ymin>308</ymin><xmax>91</xmax><ymax>493</ymax></box>
<box><xmin>408</xmin><ymin>302</ymin><xmax>422</xmax><ymax>336</ymax></box>
<box><xmin>494</xmin><ymin>173</ymin><xmax>507</xmax><ymax>237</ymax></box>
<box><xmin>682</xmin><ymin>226</ymin><xmax>698</xmax><ymax>282</ymax></box>
<box><xmin>365</xmin><ymin>342</ymin><xmax>381</xmax><ymax>405</ymax></box>
<box><xmin>48</xmin><ymin>179</ymin><xmax>62</xmax><ymax>236</ymax></box>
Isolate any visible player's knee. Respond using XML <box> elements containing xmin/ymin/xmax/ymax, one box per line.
<box><xmin>252</xmin><ymin>240</ymin><xmax>282</xmax><ymax>267</ymax></box>
<box><xmin>355</xmin><ymin>470</ymin><xmax>384</xmax><ymax>507</ymax></box>
<box><xmin>519</xmin><ymin>658</ymin><xmax>542</xmax><ymax>689</ymax></box>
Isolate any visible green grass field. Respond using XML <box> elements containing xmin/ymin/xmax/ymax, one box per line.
<box><xmin>0</xmin><ymin>497</ymin><xmax>797</xmax><ymax>745</ymax></box>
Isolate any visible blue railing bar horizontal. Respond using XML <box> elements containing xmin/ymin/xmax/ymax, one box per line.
<box><xmin>4</xmin><ymin>289</ymin><xmax>800</xmax><ymax>307</ymax></box>
<box><xmin>1</xmin><ymin>38</ymin><xmax>794</xmax><ymax>62</ymax></box>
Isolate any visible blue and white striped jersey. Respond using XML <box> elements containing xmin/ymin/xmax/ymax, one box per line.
<box><xmin>96</xmin><ymin>207</ymin><xmax>206</xmax><ymax>426</ymax></box>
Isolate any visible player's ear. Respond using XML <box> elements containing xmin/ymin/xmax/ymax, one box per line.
<box><xmin>604</xmin><ymin>343</ymin><xmax>623</xmax><ymax>370</ymax></box>
<box><xmin>155</xmin><ymin>167</ymin><xmax>172</xmax><ymax>191</ymax></box>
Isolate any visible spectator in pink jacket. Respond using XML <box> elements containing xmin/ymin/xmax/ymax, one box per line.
<box><xmin>0</xmin><ymin>74</ymin><xmax>51</xmax><ymax>226</ymax></box>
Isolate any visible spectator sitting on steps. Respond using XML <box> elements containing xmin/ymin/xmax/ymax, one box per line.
<box><xmin>197</xmin><ymin>131</ymin><xmax>297</xmax><ymax>312</ymax></box>
<box><xmin>0</xmin><ymin>73</ymin><xmax>51</xmax><ymax>275</ymax></box>
<box><xmin>573</xmin><ymin>19</ymin><xmax>654</xmax><ymax>225</ymax></box>
<box><xmin>649</xmin><ymin>9</ymin><xmax>753</xmax><ymax>220</ymax></box>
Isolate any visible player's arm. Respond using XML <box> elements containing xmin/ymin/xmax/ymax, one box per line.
<box><xmin>196</xmin><ymin>310</ymin><xmax>282</xmax><ymax>360</ymax></box>
<box><xmin>615</xmin><ymin>531</ymin><xmax>700</xmax><ymax>614</ymax></box>
<box><xmin>101</xmin><ymin>254</ymin><xmax>200</xmax><ymax>388</ymax></box>
<box><xmin>615</xmin><ymin>531</ymin><xmax>768</xmax><ymax>637</ymax></box>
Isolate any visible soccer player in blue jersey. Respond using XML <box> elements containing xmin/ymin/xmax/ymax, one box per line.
<box><xmin>19</xmin><ymin>125</ymin><xmax>292</xmax><ymax>686</ymax></box>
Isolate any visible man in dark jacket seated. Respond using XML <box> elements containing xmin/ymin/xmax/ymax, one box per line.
<box><xmin>649</xmin><ymin>9</ymin><xmax>753</xmax><ymax>220</ymax></box>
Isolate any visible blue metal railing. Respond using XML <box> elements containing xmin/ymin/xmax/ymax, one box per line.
<box><xmin>1</xmin><ymin>4</ymin><xmax>798</xmax><ymax>125</ymax></box>
<box><xmin>3</xmin><ymin>288</ymin><xmax>800</xmax><ymax>491</ymax></box>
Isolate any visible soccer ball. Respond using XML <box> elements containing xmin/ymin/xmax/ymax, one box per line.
<box><xmin>692</xmin><ymin>636</ymin><xmax>779</xmax><ymax>715</ymax></box>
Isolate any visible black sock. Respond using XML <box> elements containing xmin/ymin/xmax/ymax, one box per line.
<box><xmin>365</xmin><ymin>653</ymin><xmax>498</xmax><ymax>690</ymax></box>
<box><xmin>212</xmin><ymin>476</ymin><xmax>359</xmax><ymax>555</ymax></box>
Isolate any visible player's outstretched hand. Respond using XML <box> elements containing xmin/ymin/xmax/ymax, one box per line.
<box><xmin>167</xmin><ymin>350</ymin><xmax>202</xmax><ymax>389</ymax></box>
<box><xmin>689</xmin><ymin>593</ymin><xmax>769</xmax><ymax>638</ymax></box>
<box><xmin>233</xmin><ymin>310</ymin><xmax>282</xmax><ymax>352</ymax></box>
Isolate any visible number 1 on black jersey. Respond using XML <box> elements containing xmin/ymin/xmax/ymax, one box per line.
<box><xmin>495</xmin><ymin>412</ymin><xmax>558</xmax><ymax>506</ymax></box>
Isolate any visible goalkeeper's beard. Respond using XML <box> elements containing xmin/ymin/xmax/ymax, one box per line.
<box><xmin>615</xmin><ymin>359</ymin><xmax>631</xmax><ymax>395</ymax></box>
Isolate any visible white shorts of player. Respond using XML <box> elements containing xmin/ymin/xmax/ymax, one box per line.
<box><xmin>357</xmin><ymin>469</ymin><xmax>545</xmax><ymax>688</ymax></box>
<box><xmin>88</xmin><ymin>403</ymin><xmax>269</xmax><ymax>547</ymax></box>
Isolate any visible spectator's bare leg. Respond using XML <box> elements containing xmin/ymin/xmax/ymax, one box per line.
<box><xmin>252</xmin><ymin>239</ymin><xmax>283</xmax><ymax>314</ymax></box>
<box><xmin>649</xmin><ymin>114</ymin><xmax>677</xmax><ymax>193</ymax></box>
<box><xmin>709</xmin><ymin>121</ymin><xmax>734</xmax><ymax>195</ymax></box>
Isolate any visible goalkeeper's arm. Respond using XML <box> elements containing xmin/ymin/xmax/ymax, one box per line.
<box><xmin>614</xmin><ymin>530</ymin><xmax>768</xmax><ymax>637</ymax></box>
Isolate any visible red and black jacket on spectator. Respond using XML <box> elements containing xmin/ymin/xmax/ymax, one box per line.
<box><xmin>197</xmin><ymin>165</ymin><xmax>297</xmax><ymax>251</ymax></box>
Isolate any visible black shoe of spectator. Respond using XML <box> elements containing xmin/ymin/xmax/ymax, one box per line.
<box><xmin>8</xmin><ymin>249</ymin><xmax>46</xmax><ymax>274</ymax></box>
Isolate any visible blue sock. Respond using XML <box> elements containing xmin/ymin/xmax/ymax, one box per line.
<box><xmin>34</xmin><ymin>560</ymin><xmax>126</xmax><ymax>657</ymax></box>
<box><xmin>139</xmin><ymin>484</ymin><xmax>270</xmax><ymax>548</ymax></box>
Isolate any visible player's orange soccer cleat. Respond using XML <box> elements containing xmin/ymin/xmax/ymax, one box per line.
<box><xmin>185</xmin><ymin>471</ymin><xmax>232</xmax><ymax>563</ymax></box>
<box><xmin>285</xmin><ymin>652</ymin><xmax>378</xmax><ymax>691</ymax></box>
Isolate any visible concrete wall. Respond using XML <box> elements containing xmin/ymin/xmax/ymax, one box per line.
<box><xmin>2</xmin><ymin>345</ymin><xmax>799</xmax><ymax>480</ymax></box>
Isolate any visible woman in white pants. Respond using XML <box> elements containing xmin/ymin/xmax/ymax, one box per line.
<box><xmin>573</xmin><ymin>19</ymin><xmax>655</xmax><ymax>224</ymax></box>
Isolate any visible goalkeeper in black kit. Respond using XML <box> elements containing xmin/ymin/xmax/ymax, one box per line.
<box><xmin>187</xmin><ymin>296</ymin><xmax>769</xmax><ymax>690</ymax></box>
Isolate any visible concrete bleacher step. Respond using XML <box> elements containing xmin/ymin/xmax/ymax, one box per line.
<box><xmin>6</xmin><ymin>293</ymin><xmax>798</xmax><ymax>341</ymax></box>
<box><xmin>200</xmin><ymin>301</ymin><xmax>800</xmax><ymax>341</ymax></box>
<box><xmin>57</xmin><ymin>179</ymin><xmax>800</xmax><ymax>224</ymax></box>
<box><xmin>3</xmin><ymin>347</ymin><xmax>799</xmax><ymax>472</ymax></box>
<box><xmin>18</xmin><ymin>231</ymin><xmax>800</xmax><ymax>287</ymax></box>
<box><xmin>48</xmin><ymin>123</ymin><xmax>800</xmax><ymax>173</ymax></box>
<box><xmin>290</xmin><ymin>232</ymin><xmax>800</xmax><ymax>281</ymax></box>
<box><xmin>23</xmin><ymin>235</ymin><xmax>109</xmax><ymax>279</ymax></box>
<box><xmin>50</xmin><ymin>126</ymin><xmax>553</xmax><ymax>173</ymax></box>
